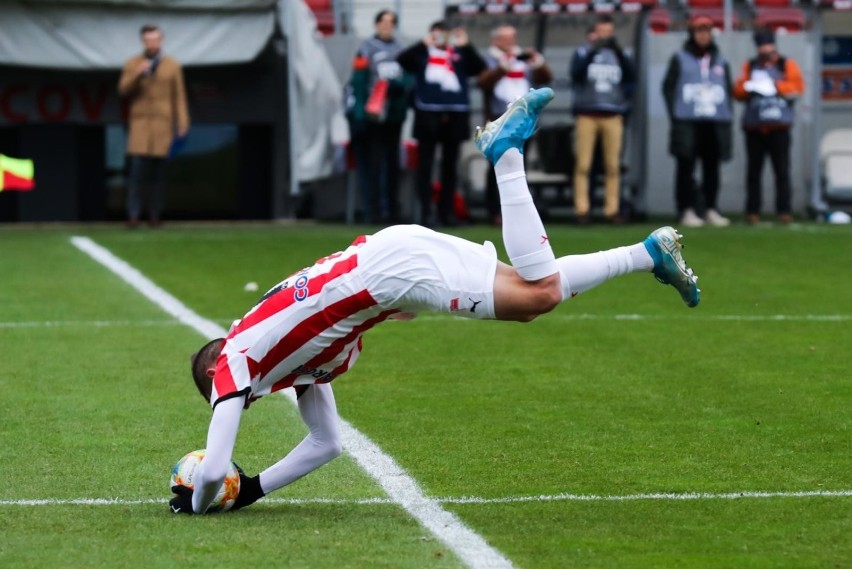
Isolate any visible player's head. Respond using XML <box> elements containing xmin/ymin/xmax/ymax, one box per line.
<box><xmin>140</xmin><ymin>24</ymin><xmax>163</xmax><ymax>56</ymax></box>
<box><xmin>491</xmin><ymin>25</ymin><xmax>517</xmax><ymax>51</ymax></box>
<box><xmin>374</xmin><ymin>9</ymin><xmax>397</xmax><ymax>40</ymax></box>
<box><xmin>594</xmin><ymin>14</ymin><xmax>614</xmax><ymax>41</ymax></box>
<box><xmin>429</xmin><ymin>20</ymin><xmax>449</xmax><ymax>47</ymax></box>
<box><xmin>688</xmin><ymin>16</ymin><xmax>714</xmax><ymax>49</ymax></box>
<box><xmin>753</xmin><ymin>28</ymin><xmax>777</xmax><ymax>61</ymax></box>
<box><xmin>190</xmin><ymin>338</ymin><xmax>225</xmax><ymax>404</ymax></box>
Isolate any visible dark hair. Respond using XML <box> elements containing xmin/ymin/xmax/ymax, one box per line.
<box><xmin>430</xmin><ymin>20</ymin><xmax>448</xmax><ymax>32</ymax></box>
<box><xmin>375</xmin><ymin>9</ymin><xmax>397</xmax><ymax>25</ymax></box>
<box><xmin>140</xmin><ymin>24</ymin><xmax>160</xmax><ymax>36</ymax></box>
<box><xmin>753</xmin><ymin>28</ymin><xmax>775</xmax><ymax>46</ymax></box>
<box><xmin>190</xmin><ymin>338</ymin><xmax>225</xmax><ymax>403</ymax></box>
<box><xmin>595</xmin><ymin>14</ymin><xmax>614</xmax><ymax>26</ymax></box>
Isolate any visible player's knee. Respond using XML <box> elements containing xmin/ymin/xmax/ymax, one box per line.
<box><xmin>538</xmin><ymin>285</ymin><xmax>562</xmax><ymax>315</ymax></box>
<box><xmin>517</xmin><ymin>282</ymin><xmax>561</xmax><ymax>322</ymax></box>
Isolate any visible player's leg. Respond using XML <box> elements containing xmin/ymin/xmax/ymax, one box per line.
<box><xmin>478</xmin><ymin>88</ymin><xmax>699</xmax><ymax>320</ymax></box>
<box><xmin>475</xmin><ymin>88</ymin><xmax>558</xmax><ymax>282</ymax></box>
<box><xmin>256</xmin><ymin>384</ymin><xmax>342</xmax><ymax>495</ymax></box>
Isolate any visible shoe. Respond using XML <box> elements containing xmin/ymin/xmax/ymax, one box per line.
<box><xmin>746</xmin><ymin>214</ymin><xmax>761</xmax><ymax>225</ymax></box>
<box><xmin>704</xmin><ymin>209</ymin><xmax>731</xmax><ymax>227</ymax></box>
<box><xmin>679</xmin><ymin>208</ymin><xmax>704</xmax><ymax>228</ymax></box>
<box><xmin>576</xmin><ymin>213</ymin><xmax>591</xmax><ymax>225</ymax></box>
<box><xmin>475</xmin><ymin>87</ymin><xmax>555</xmax><ymax>164</ymax></box>
<box><xmin>606</xmin><ymin>213</ymin><xmax>624</xmax><ymax>225</ymax></box>
<box><xmin>777</xmin><ymin>213</ymin><xmax>793</xmax><ymax>224</ymax></box>
<box><xmin>643</xmin><ymin>226</ymin><xmax>700</xmax><ymax>308</ymax></box>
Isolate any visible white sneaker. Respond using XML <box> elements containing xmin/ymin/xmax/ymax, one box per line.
<box><xmin>705</xmin><ymin>209</ymin><xmax>731</xmax><ymax>227</ymax></box>
<box><xmin>679</xmin><ymin>208</ymin><xmax>705</xmax><ymax>227</ymax></box>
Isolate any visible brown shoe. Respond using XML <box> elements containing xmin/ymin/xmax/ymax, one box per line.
<box><xmin>777</xmin><ymin>214</ymin><xmax>793</xmax><ymax>224</ymax></box>
<box><xmin>606</xmin><ymin>213</ymin><xmax>624</xmax><ymax>225</ymax></box>
<box><xmin>576</xmin><ymin>213</ymin><xmax>591</xmax><ymax>225</ymax></box>
<box><xmin>745</xmin><ymin>214</ymin><xmax>761</xmax><ymax>225</ymax></box>
<box><xmin>127</xmin><ymin>217</ymin><xmax>139</xmax><ymax>229</ymax></box>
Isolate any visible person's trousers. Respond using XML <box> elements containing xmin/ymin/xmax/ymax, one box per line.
<box><xmin>365</xmin><ymin>121</ymin><xmax>403</xmax><ymax>223</ymax></box>
<box><xmin>745</xmin><ymin>128</ymin><xmax>792</xmax><ymax>216</ymax></box>
<box><xmin>127</xmin><ymin>155</ymin><xmax>166</xmax><ymax>221</ymax></box>
<box><xmin>573</xmin><ymin>114</ymin><xmax>623</xmax><ymax>217</ymax></box>
<box><xmin>416</xmin><ymin>131</ymin><xmax>461</xmax><ymax>225</ymax></box>
<box><xmin>675</xmin><ymin>122</ymin><xmax>721</xmax><ymax>214</ymax></box>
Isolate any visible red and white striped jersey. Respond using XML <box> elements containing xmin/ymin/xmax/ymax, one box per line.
<box><xmin>210</xmin><ymin>236</ymin><xmax>398</xmax><ymax>407</ymax></box>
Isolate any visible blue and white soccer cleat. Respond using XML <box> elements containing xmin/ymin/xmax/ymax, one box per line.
<box><xmin>475</xmin><ymin>87</ymin><xmax>555</xmax><ymax>165</ymax></box>
<box><xmin>643</xmin><ymin>226</ymin><xmax>700</xmax><ymax>308</ymax></box>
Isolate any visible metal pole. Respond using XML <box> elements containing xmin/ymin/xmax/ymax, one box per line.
<box><xmin>282</xmin><ymin>0</ymin><xmax>300</xmax><ymax>200</ymax></box>
<box><xmin>809</xmin><ymin>8</ymin><xmax>827</xmax><ymax>214</ymax></box>
<box><xmin>723</xmin><ymin>0</ymin><xmax>732</xmax><ymax>33</ymax></box>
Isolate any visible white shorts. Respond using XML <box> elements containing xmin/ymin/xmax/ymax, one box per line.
<box><xmin>358</xmin><ymin>225</ymin><xmax>498</xmax><ymax>320</ymax></box>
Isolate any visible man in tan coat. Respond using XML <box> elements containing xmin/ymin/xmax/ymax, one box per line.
<box><xmin>118</xmin><ymin>24</ymin><xmax>189</xmax><ymax>227</ymax></box>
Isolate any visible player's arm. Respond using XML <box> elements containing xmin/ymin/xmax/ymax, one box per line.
<box><xmin>732</xmin><ymin>61</ymin><xmax>751</xmax><ymax>101</ymax></box>
<box><xmin>255</xmin><ymin>384</ymin><xmax>342</xmax><ymax>494</ymax></box>
<box><xmin>192</xmin><ymin>396</ymin><xmax>243</xmax><ymax>513</ymax></box>
<box><xmin>775</xmin><ymin>58</ymin><xmax>805</xmax><ymax>99</ymax></box>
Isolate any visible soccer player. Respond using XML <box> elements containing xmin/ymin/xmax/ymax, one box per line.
<box><xmin>170</xmin><ymin>88</ymin><xmax>700</xmax><ymax>514</ymax></box>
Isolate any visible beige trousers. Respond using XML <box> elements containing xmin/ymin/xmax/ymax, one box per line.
<box><xmin>573</xmin><ymin>114</ymin><xmax>623</xmax><ymax>217</ymax></box>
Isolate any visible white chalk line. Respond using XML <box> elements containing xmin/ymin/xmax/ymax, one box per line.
<box><xmin>69</xmin><ymin>236</ymin><xmax>514</xmax><ymax>569</ymax></box>
<box><xmin>3</xmin><ymin>313</ymin><xmax>851</xmax><ymax>330</ymax></box>
<box><xmin>0</xmin><ymin>319</ymin><xmax>181</xmax><ymax>329</ymax></box>
<box><xmin>3</xmin><ymin>489</ymin><xmax>851</xmax><ymax>507</ymax></box>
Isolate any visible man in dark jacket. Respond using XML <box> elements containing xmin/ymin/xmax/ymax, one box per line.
<box><xmin>570</xmin><ymin>14</ymin><xmax>635</xmax><ymax>224</ymax></box>
<box><xmin>662</xmin><ymin>16</ymin><xmax>733</xmax><ymax>227</ymax></box>
<box><xmin>397</xmin><ymin>21</ymin><xmax>487</xmax><ymax>227</ymax></box>
<box><xmin>733</xmin><ymin>29</ymin><xmax>805</xmax><ymax>224</ymax></box>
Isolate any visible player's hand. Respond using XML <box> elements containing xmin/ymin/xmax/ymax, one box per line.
<box><xmin>451</xmin><ymin>28</ymin><xmax>469</xmax><ymax>47</ymax></box>
<box><xmin>169</xmin><ymin>485</ymin><xmax>195</xmax><ymax>514</ymax></box>
<box><xmin>231</xmin><ymin>463</ymin><xmax>265</xmax><ymax>511</ymax></box>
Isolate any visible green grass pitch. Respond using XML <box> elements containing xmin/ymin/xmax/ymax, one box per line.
<box><xmin>1</xmin><ymin>222</ymin><xmax>850</xmax><ymax>568</ymax></box>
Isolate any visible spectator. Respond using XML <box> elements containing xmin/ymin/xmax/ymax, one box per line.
<box><xmin>477</xmin><ymin>25</ymin><xmax>552</xmax><ymax>226</ymax></box>
<box><xmin>397</xmin><ymin>21</ymin><xmax>486</xmax><ymax>227</ymax></box>
<box><xmin>662</xmin><ymin>16</ymin><xmax>733</xmax><ymax>228</ymax></box>
<box><xmin>118</xmin><ymin>24</ymin><xmax>189</xmax><ymax>228</ymax></box>
<box><xmin>733</xmin><ymin>29</ymin><xmax>805</xmax><ymax>225</ymax></box>
<box><xmin>345</xmin><ymin>10</ymin><xmax>411</xmax><ymax>224</ymax></box>
<box><xmin>570</xmin><ymin>14</ymin><xmax>635</xmax><ymax>225</ymax></box>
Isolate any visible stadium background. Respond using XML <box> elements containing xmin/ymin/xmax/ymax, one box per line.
<box><xmin>0</xmin><ymin>0</ymin><xmax>850</xmax><ymax>223</ymax></box>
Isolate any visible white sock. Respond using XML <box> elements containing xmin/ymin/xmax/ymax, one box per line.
<box><xmin>557</xmin><ymin>243</ymin><xmax>653</xmax><ymax>299</ymax></box>
<box><xmin>494</xmin><ymin>148</ymin><xmax>557</xmax><ymax>281</ymax></box>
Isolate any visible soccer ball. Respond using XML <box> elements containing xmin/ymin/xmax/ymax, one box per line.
<box><xmin>170</xmin><ymin>449</ymin><xmax>241</xmax><ymax>513</ymax></box>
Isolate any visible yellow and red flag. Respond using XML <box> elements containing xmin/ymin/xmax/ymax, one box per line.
<box><xmin>0</xmin><ymin>154</ymin><xmax>35</xmax><ymax>192</ymax></box>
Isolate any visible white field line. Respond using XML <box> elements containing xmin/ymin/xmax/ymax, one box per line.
<box><xmin>405</xmin><ymin>313</ymin><xmax>852</xmax><ymax>323</ymax></box>
<box><xmin>3</xmin><ymin>489</ymin><xmax>851</xmax><ymax>507</ymax></box>
<box><xmin>0</xmin><ymin>320</ymin><xmax>181</xmax><ymax>329</ymax></box>
<box><xmin>69</xmin><ymin>236</ymin><xmax>515</xmax><ymax>569</ymax></box>
<box><xmin>4</xmin><ymin>313</ymin><xmax>851</xmax><ymax>330</ymax></box>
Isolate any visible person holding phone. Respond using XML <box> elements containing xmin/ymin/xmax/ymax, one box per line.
<box><xmin>397</xmin><ymin>21</ymin><xmax>487</xmax><ymax>227</ymax></box>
